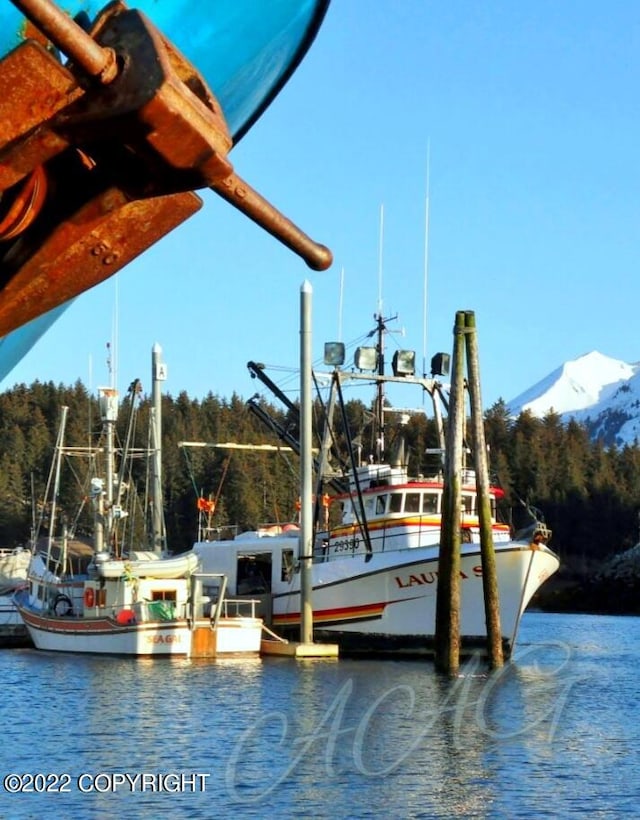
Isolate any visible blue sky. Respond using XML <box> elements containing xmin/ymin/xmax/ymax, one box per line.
<box><xmin>2</xmin><ymin>1</ymin><xmax>639</xmax><ymax>411</ymax></box>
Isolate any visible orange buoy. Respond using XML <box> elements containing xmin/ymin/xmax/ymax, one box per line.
<box><xmin>116</xmin><ymin>608</ymin><xmax>136</xmax><ymax>625</ymax></box>
<box><xmin>83</xmin><ymin>587</ymin><xmax>95</xmax><ymax>608</ymax></box>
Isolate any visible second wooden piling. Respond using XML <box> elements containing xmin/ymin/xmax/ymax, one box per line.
<box><xmin>464</xmin><ymin>310</ymin><xmax>504</xmax><ymax>668</ymax></box>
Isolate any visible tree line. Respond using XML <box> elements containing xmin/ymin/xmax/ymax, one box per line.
<box><xmin>1</xmin><ymin>381</ymin><xmax>639</xmax><ymax>568</ymax></box>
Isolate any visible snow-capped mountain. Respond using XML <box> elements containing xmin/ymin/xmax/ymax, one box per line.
<box><xmin>507</xmin><ymin>351</ymin><xmax>640</xmax><ymax>446</ymax></box>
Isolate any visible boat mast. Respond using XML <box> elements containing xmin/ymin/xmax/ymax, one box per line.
<box><xmin>375</xmin><ymin>205</ymin><xmax>385</xmax><ymax>463</ymax></box>
<box><xmin>46</xmin><ymin>405</ymin><xmax>68</xmax><ymax>574</ymax></box>
<box><xmin>374</xmin><ymin>312</ymin><xmax>386</xmax><ymax>462</ymax></box>
<box><xmin>95</xmin><ymin>387</ymin><xmax>118</xmax><ymax>553</ymax></box>
<box><xmin>150</xmin><ymin>343</ymin><xmax>167</xmax><ymax>555</ymax></box>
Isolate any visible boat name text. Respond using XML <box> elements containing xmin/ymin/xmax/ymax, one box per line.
<box><xmin>145</xmin><ymin>633</ymin><xmax>182</xmax><ymax>644</ymax></box>
<box><xmin>394</xmin><ymin>566</ymin><xmax>482</xmax><ymax>588</ymax></box>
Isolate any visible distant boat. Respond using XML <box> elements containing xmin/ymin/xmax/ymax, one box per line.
<box><xmin>0</xmin><ymin>0</ymin><xmax>330</xmax><ymax>379</ymax></box>
<box><xmin>0</xmin><ymin>547</ymin><xmax>30</xmax><ymax>645</ymax></box>
<box><xmin>191</xmin><ymin>314</ymin><xmax>560</xmax><ymax>658</ymax></box>
<box><xmin>16</xmin><ymin>350</ymin><xmax>263</xmax><ymax>657</ymax></box>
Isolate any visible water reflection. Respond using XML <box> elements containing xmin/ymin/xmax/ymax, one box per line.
<box><xmin>3</xmin><ymin>614</ymin><xmax>640</xmax><ymax>818</ymax></box>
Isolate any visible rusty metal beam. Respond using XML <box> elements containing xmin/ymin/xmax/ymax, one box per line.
<box><xmin>0</xmin><ymin>0</ymin><xmax>332</xmax><ymax>335</ymax></box>
<box><xmin>0</xmin><ymin>186</ymin><xmax>202</xmax><ymax>336</ymax></box>
<box><xmin>213</xmin><ymin>175</ymin><xmax>332</xmax><ymax>271</ymax></box>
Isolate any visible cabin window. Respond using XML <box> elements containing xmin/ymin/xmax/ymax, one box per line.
<box><xmin>462</xmin><ymin>494</ymin><xmax>474</xmax><ymax>514</ymax></box>
<box><xmin>281</xmin><ymin>549</ymin><xmax>294</xmax><ymax>582</ymax></box>
<box><xmin>237</xmin><ymin>555</ymin><xmax>271</xmax><ymax>594</ymax></box>
<box><xmin>375</xmin><ymin>494</ymin><xmax>387</xmax><ymax>514</ymax></box>
<box><xmin>364</xmin><ymin>496</ymin><xmax>376</xmax><ymax>517</ymax></box>
<box><xmin>389</xmin><ymin>493</ymin><xmax>403</xmax><ymax>513</ymax></box>
<box><xmin>422</xmin><ymin>493</ymin><xmax>438</xmax><ymax>514</ymax></box>
<box><xmin>151</xmin><ymin>590</ymin><xmax>177</xmax><ymax>602</ymax></box>
<box><xmin>149</xmin><ymin>590</ymin><xmax>177</xmax><ymax>620</ymax></box>
<box><xmin>405</xmin><ymin>493</ymin><xmax>421</xmax><ymax>513</ymax></box>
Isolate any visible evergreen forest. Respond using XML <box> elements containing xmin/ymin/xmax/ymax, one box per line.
<box><xmin>2</xmin><ymin>380</ymin><xmax>640</xmax><ymax>610</ymax></box>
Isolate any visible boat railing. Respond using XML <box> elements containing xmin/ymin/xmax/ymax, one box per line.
<box><xmin>188</xmin><ymin>572</ymin><xmax>259</xmax><ymax>625</ymax></box>
<box><xmin>197</xmin><ymin>524</ymin><xmax>240</xmax><ymax>542</ymax></box>
<box><xmin>220</xmin><ymin>598</ymin><xmax>260</xmax><ymax>618</ymax></box>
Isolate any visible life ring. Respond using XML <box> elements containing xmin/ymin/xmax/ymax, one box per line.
<box><xmin>52</xmin><ymin>594</ymin><xmax>73</xmax><ymax>617</ymax></box>
<box><xmin>84</xmin><ymin>587</ymin><xmax>95</xmax><ymax>608</ymax></box>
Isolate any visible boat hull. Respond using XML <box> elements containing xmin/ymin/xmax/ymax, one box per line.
<box><xmin>17</xmin><ymin>604</ymin><xmax>263</xmax><ymax>657</ymax></box>
<box><xmin>271</xmin><ymin>542</ymin><xmax>559</xmax><ymax>657</ymax></box>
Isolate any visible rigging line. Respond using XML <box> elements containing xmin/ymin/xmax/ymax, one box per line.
<box><xmin>180</xmin><ymin>445</ymin><xmax>202</xmax><ymax>500</ymax></box>
<box><xmin>212</xmin><ymin>455</ymin><xmax>232</xmax><ymax>511</ymax></box>
<box><xmin>311</xmin><ymin>369</ymin><xmax>347</xmax><ymax>477</ymax></box>
<box><xmin>338</xmin><ymin>266</ymin><xmax>345</xmax><ymax>342</ymax></box>
<box><xmin>335</xmin><ymin>374</ymin><xmax>373</xmax><ymax>557</ymax></box>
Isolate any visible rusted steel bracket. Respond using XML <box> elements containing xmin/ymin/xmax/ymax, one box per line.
<box><xmin>0</xmin><ymin>185</ymin><xmax>201</xmax><ymax>333</ymax></box>
<box><xmin>0</xmin><ymin>0</ymin><xmax>331</xmax><ymax>335</ymax></box>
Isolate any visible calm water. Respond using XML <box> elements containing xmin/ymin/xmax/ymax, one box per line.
<box><xmin>1</xmin><ymin>612</ymin><xmax>639</xmax><ymax>819</ymax></box>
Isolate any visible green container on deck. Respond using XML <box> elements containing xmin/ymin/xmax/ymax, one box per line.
<box><xmin>147</xmin><ymin>601</ymin><xmax>175</xmax><ymax>621</ymax></box>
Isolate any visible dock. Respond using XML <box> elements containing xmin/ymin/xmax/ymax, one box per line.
<box><xmin>260</xmin><ymin>638</ymin><xmax>339</xmax><ymax>658</ymax></box>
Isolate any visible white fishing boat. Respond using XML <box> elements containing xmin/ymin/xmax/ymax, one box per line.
<box><xmin>15</xmin><ymin>558</ymin><xmax>263</xmax><ymax>657</ymax></box>
<box><xmin>16</xmin><ymin>347</ymin><xmax>263</xmax><ymax>657</ymax></box>
<box><xmin>190</xmin><ymin>315</ymin><xmax>560</xmax><ymax>657</ymax></box>
<box><xmin>0</xmin><ymin>546</ymin><xmax>30</xmax><ymax>645</ymax></box>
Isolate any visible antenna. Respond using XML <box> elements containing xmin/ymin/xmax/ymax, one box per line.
<box><xmin>338</xmin><ymin>266</ymin><xmax>345</xmax><ymax>341</ymax></box>
<box><xmin>106</xmin><ymin>341</ymin><xmax>112</xmax><ymax>384</ymax></box>
<box><xmin>110</xmin><ymin>276</ymin><xmax>119</xmax><ymax>390</ymax></box>
<box><xmin>422</xmin><ymin>140</ymin><xmax>431</xmax><ymax>378</ymax></box>
<box><xmin>377</xmin><ymin>204</ymin><xmax>384</xmax><ymax>316</ymax></box>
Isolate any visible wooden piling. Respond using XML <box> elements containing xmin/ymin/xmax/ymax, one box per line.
<box><xmin>435</xmin><ymin>311</ymin><xmax>466</xmax><ymax>675</ymax></box>
<box><xmin>464</xmin><ymin>310</ymin><xmax>504</xmax><ymax>668</ymax></box>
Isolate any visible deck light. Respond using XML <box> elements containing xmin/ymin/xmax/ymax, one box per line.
<box><xmin>354</xmin><ymin>346</ymin><xmax>378</xmax><ymax>371</ymax></box>
<box><xmin>324</xmin><ymin>342</ymin><xmax>345</xmax><ymax>367</ymax></box>
<box><xmin>392</xmin><ymin>350</ymin><xmax>416</xmax><ymax>376</ymax></box>
<box><xmin>431</xmin><ymin>352</ymin><xmax>450</xmax><ymax>377</ymax></box>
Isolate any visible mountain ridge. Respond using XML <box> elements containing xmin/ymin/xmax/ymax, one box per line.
<box><xmin>506</xmin><ymin>351</ymin><xmax>640</xmax><ymax>446</ymax></box>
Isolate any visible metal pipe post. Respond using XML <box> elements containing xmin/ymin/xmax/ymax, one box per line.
<box><xmin>299</xmin><ymin>281</ymin><xmax>314</xmax><ymax>644</ymax></box>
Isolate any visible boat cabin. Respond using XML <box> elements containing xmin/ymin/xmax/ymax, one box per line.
<box><xmin>193</xmin><ymin>529</ymin><xmax>299</xmax><ymax>625</ymax></box>
<box><xmin>337</xmin><ymin>480</ymin><xmax>499</xmax><ymax>525</ymax></box>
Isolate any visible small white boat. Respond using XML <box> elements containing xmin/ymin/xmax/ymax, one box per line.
<box><xmin>94</xmin><ymin>550</ymin><xmax>200</xmax><ymax>580</ymax></box>
<box><xmin>16</xmin><ymin>349</ymin><xmax>263</xmax><ymax>657</ymax></box>
<box><xmin>15</xmin><ymin>558</ymin><xmax>262</xmax><ymax>657</ymax></box>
